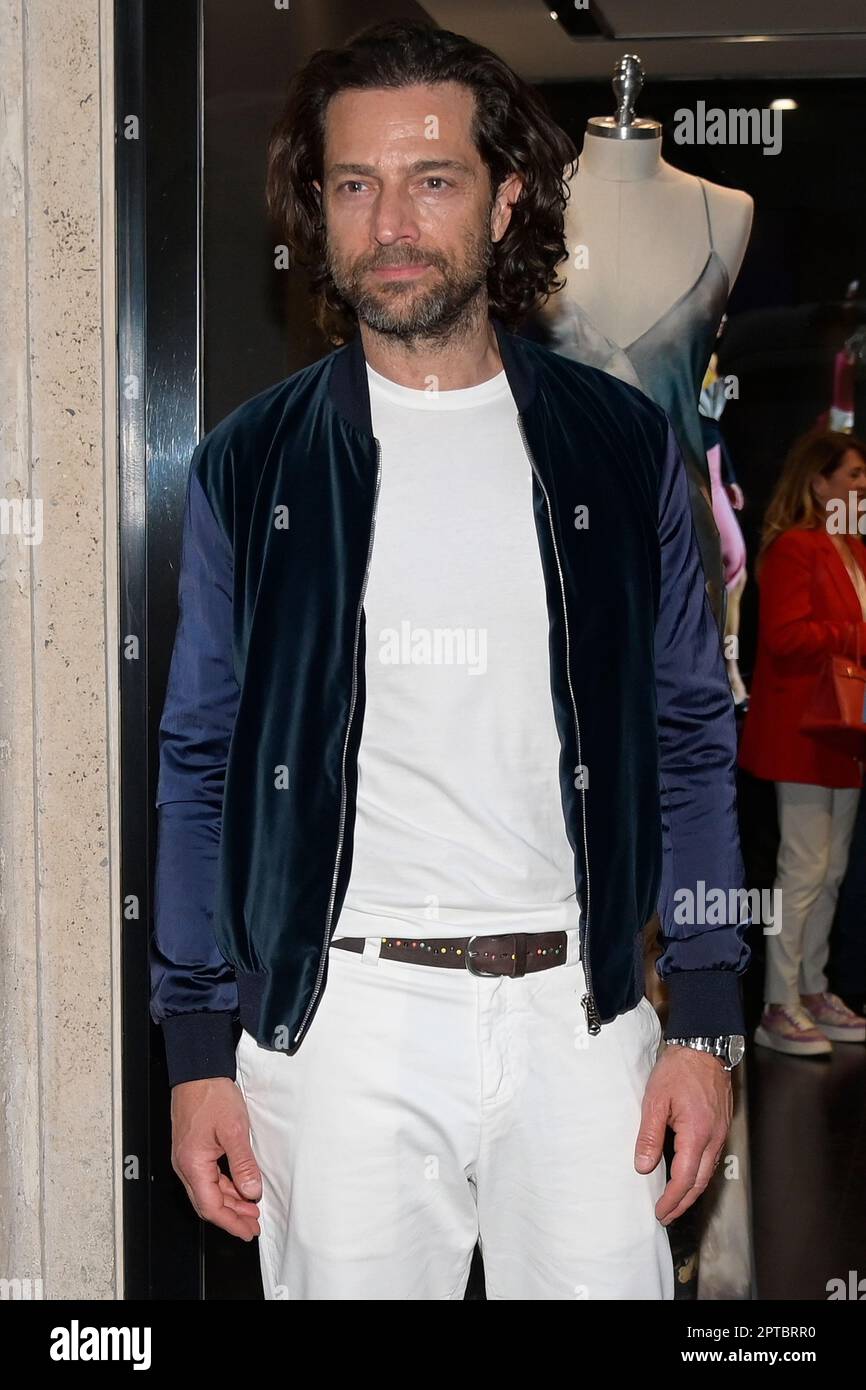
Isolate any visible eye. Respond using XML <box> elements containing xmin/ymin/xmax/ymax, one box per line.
<box><xmin>421</xmin><ymin>177</ymin><xmax>451</xmax><ymax>191</ymax></box>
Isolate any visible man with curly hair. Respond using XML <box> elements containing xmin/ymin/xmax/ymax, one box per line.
<box><xmin>152</xmin><ymin>20</ymin><xmax>750</xmax><ymax>1300</ymax></box>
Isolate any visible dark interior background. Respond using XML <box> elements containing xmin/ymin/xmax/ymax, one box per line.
<box><xmin>123</xmin><ymin>0</ymin><xmax>866</xmax><ymax>1299</ymax></box>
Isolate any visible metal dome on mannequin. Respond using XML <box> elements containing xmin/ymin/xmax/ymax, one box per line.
<box><xmin>586</xmin><ymin>53</ymin><xmax>661</xmax><ymax>141</ymax></box>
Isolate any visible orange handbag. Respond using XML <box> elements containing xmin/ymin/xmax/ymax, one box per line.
<box><xmin>800</xmin><ymin>627</ymin><xmax>866</xmax><ymax>756</ymax></box>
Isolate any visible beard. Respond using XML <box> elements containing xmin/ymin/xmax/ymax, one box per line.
<box><xmin>325</xmin><ymin>218</ymin><xmax>495</xmax><ymax>343</ymax></box>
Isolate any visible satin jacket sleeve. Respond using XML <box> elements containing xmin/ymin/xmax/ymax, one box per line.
<box><xmin>150</xmin><ymin>447</ymin><xmax>241</xmax><ymax>1086</ymax></box>
<box><xmin>654</xmin><ymin>420</ymin><xmax>752</xmax><ymax>1038</ymax></box>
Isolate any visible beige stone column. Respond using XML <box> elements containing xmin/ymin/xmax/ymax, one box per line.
<box><xmin>0</xmin><ymin>0</ymin><xmax>120</xmax><ymax>1298</ymax></box>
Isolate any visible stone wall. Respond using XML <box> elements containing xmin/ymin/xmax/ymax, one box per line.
<box><xmin>0</xmin><ymin>0</ymin><xmax>119</xmax><ymax>1299</ymax></box>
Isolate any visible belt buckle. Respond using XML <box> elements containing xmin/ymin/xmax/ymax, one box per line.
<box><xmin>466</xmin><ymin>932</ymin><xmax>526</xmax><ymax>978</ymax></box>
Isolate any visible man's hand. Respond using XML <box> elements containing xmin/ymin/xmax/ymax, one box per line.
<box><xmin>171</xmin><ymin>1078</ymin><xmax>263</xmax><ymax>1241</ymax></box>
<box><xmin>633</xmin><ymin>1045</ymin><xmax>733</xmax><ymax>1226</ymax></box>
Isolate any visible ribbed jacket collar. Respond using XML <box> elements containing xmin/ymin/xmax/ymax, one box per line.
<box><xmin>327</xmin><ymin>313</ymin><xmax>536</xmax><ymax>435</ymax></box>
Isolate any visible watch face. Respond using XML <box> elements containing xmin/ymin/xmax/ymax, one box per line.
<box><xmin>727</xmin><ymin>1035</ymin><xmax>746</xmax><ymax>1065</ymax></box>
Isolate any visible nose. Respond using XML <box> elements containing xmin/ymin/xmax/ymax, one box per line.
<box><xmin>370</xmin><ymin>184</ymin><xmax>421</xmax><ymax>247</ymax></box>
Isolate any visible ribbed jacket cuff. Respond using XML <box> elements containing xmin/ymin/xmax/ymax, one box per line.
<box><xmin>161</xmin><ymin>1012</ymin><xmax>238</xmax><ymax>1087</ymax></box>
<box><xmin>663</xmin><ymin>969</ymin><xmax>746</xmax><ymax>1039</ymax></box>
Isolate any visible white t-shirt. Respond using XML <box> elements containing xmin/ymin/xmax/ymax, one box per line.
<box><xmin>334</xmin><ymin>361</ymin><xmax>579</xmax><ymax>940</ymax></box>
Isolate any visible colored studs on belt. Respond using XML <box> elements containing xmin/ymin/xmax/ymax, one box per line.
<box><xmin>377</xmin><ymin>936</ymin><xmax>563</xmax><ymax>959</ymax></box>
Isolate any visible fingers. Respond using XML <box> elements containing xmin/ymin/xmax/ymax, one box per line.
<box><xmin>645</xmin><ymin>1048</ymin><xmax>733</xmax><ymax>1225</ymax></box>
<box><xmin>217</xmin><ymin>1170</ymin><xmax>262</xmax><ymax>1220</ymax></box>
<box><xmin>221</xmin><ymin>1116</ymin><xmax>264</xmax><ymax>1201</ymax></box>
<box><xmin>171</xmin><ymin>1083</ymin><xmax>264</xmax><ymax>1241</ymax></box>
<box><xmin>634</xmin><ymin>1089</ymin><xmax>669</xmax><ymax>1174</ymax></box>
<box><xmin>174</xmin><ymin>1152</ymin><xmax>261</xmax><ymax>1240</ymax></box>
<box><xmin>654</xmin><ymin>1134</ymin><xmax>704</xmax><ymax>1225</ymax></box>
<box><xmin>656</xmin><ymin>1130</ymin><xmax>725</xmax><ymax>1226</ymax></box>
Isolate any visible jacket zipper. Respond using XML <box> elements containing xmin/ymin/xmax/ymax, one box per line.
<box><xmin>516</xmin><ymin>417</ymin><xmax>601</xmax><ymax>1035</ymax></box>
<box><xmin>292</xmin><ymin>441</ymin><xmax>383</xmax><ymax>1045</ymax></box>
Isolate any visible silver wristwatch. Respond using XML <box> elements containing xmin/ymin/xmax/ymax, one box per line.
<box><xmin>664</xmin><ymin>1035</ymin><xmax>746</xmax><ymax>1071</ymax></box>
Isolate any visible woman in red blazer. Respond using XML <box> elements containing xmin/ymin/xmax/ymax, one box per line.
<box><xmin>739</xmin><ymin>429</ymin><xmax>866</xmax><ymax>1055</ymax></box>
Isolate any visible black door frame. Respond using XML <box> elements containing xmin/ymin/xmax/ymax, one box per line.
<box><xmin>116</xmin><ymin>0</ymin><xmax>204</xmax><ymax>1299</ymax></box>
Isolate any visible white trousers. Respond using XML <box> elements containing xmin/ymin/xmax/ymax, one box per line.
<box><xmin>765</xmin><ymin>781</ymin><xmax>861</xmax><ymax>1006</ymax></box>
<box><xmin>234</xmin><ymin>929</ymin><xmax>675</xmax><ymax>1300</ymax></box>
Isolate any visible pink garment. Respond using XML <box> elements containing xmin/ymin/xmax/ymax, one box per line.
<box><xmin>707</xmin><ymin>442</ymin><xmax>747</xmax><ymax>591</ymax></box>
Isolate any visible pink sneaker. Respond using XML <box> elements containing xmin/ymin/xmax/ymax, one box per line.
<box><xmin>800</xmin><ymin>992</ymin><xmax>866</xmax><ymax>1043</ymax></box>
<box><xmin>754</xmin><ymin>1003</ymin><xmax>832</xmax><ymax>1056</ymax></box>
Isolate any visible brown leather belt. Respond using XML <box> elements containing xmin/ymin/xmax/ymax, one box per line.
<box><xmin>330</xmin><ymin>930</ymin><xmax>569</xmax><ymax>977</ymax></box>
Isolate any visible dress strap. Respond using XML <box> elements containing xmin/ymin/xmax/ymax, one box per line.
<box><xmin>697</xmin><ymin>177</ymin><xmax>714</xmax><ymax>255</ymax></box>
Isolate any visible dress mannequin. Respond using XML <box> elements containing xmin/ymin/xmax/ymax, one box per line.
<box><xmin>540</xmin><ymin>58</ymin><xmax>753</xmax><ymax>631</ymax></box>
<box><xmin>541</xmin><ymin>57</ymin><xmax>756</xmax><ymax>1302</ymax></box>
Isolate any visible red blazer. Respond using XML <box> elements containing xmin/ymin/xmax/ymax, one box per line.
<box><xmin>739</xmin><ymin>527</ymin><xmax>866</xmax><ymax>788</ymax></box>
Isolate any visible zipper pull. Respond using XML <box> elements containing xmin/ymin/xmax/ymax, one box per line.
<box><xmin>581</xmin><ymin>991</ymin><xmax>602</xmax><ymax>1035</ymax></box>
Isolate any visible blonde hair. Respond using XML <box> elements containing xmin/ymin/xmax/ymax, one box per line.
<box><xmin>755</xmin><ymin>428</ymin><xmax>866</xmax><ymax>579</ymax></box>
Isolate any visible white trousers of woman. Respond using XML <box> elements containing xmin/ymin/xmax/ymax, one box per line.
<box><xmin>765</xmin><ymin>781</ymin><xmax>861</xmax><ymax>1005</ymax></box>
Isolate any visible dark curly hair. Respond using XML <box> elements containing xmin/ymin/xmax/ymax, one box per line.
<box><xmin>265</xmin><ymin>18</ymin><xmax>578</xmax><ymax>343</ymax></box>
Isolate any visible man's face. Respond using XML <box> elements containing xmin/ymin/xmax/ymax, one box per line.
<box><xmin>317</xmin><ymin>82</ymin><xmax>518</xmax><ymax>339</ymax></box>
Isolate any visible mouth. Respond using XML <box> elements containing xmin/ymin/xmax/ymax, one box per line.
<box><xmin>369</xmin><ymin>262</ymin><xmax>432</xmax><ymax>280</ymax></box>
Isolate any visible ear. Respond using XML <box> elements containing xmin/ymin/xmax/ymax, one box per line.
<box><xmin>490</xmin><ymin>172</ymin><xmax>523</xmax><ymax>245</ymax></box>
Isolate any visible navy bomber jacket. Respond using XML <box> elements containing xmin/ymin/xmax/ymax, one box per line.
<box><xmin>150</xmin><ymin>315</ymin><xmax>751</xmax><ymax>1087</ymax></box>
